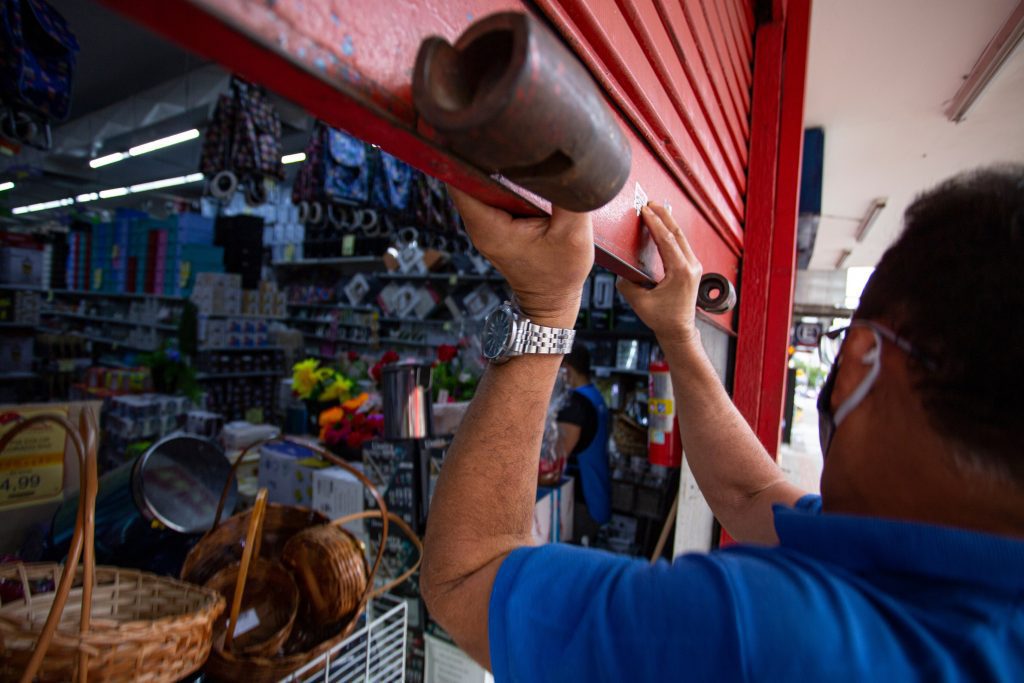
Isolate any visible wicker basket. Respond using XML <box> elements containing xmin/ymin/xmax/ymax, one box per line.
<box><xmin>612</xmin><ymin>412</ymin><xmax>648</xmax><ymax>458</ymax></box>
<box><xmin>0</xmin><ymin>411</ymin><xmax>225</xmax><ymax>683</ymax></box>
<box><xmin>184</xmin><ymin>437</ymin><xmax>422</xmax><ymax>683</ymax></box>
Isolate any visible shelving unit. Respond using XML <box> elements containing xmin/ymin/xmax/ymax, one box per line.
<box><xmin>593</xmin><ymin>365</ymin><xmax>650</xmax><ymax>378</ymax></box>
<box><xmin>377</xmin><ymin>271</ymin><xmax>505</xmax><ymax>283</ymax></box>
<box><xmin>272</xmin><ymin>257</ymin><xmax>381</xmax><ymax>267</ymax></box>
<box><xmin>47</xmin><ymin>288</ymin><xmax>185</xmax><ymax>303</ymax></box>
<box><xmin>196</xmin><ymin>370</ymin><xmax>283</xmax><ymax>380</ymax></box>
<box><xmin>46</xmin><ymin>310</ymin><xmax>177</xmax><ymax>331</ymax></box>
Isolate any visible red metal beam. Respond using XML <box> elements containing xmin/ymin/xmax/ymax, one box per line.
<box><xmin>755</xmin><ymin>0</ymin><xmax>812</xmax><ymax>451</ymax></box>
<box><xmin>733</xmin><ymin>23</ymin><xmax>783</xmax><ymax>433</ymax></box>
<box><xmin>101</xmin><ymin>0</ymin><xmax>743</xmax><ymax>332</ymax></box>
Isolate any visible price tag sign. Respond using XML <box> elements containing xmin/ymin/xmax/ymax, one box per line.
<box><xmin>0</xmin><ymin>406</ymin><xmax>69</xmax><ymax>509</ymax></box>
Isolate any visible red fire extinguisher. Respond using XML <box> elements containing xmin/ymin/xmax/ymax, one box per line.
<box><xmin>648</xmin><ymin>353</ymin><xmax>682</xmax><ymax>467</ymax></box>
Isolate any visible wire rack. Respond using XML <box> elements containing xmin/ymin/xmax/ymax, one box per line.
<box><xmin>278</xmin><ymin>594</ymin><xmax>409</xmax><ymax>683</ymax></box>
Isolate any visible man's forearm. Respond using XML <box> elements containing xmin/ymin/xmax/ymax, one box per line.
<box><xmin>421</xmin><ymin>354</ymin><xmax>563</xmax><ymax>661</ymax></box>
<box><xmin>661</xmin><ymin>331</ymin><xmax>802</xmax><ymax>544</ymax></box>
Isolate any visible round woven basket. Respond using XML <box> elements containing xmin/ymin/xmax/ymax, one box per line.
<box><xmin>282</xmin><ymin>523</ymin><xmax>368</xmax><ymax>627</ymax></box>
<box><xmin>0</xmin><ymin>411</ymin><xmax>225</xmax><ymax>683</ymax></box>
<box><xmin>205</xmin><ymin>558</ymin><xmax>299</xmax><ymax>657</ymax></box>
<box><xmin>186</xmin><ymin>437</ymin><xmax>422</xmax><ymax>683</ymax></box>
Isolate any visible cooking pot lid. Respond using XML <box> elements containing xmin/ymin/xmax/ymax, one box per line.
<box><xmin>136</xmin><ymin>434</ymin><xmax>236</xmax><ymax>533</ymax></box>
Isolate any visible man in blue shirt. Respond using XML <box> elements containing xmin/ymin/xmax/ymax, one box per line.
<box><xmin>421</xmin><ymin>166</ymin><xmax>1024</xmax><ymax>681</ymax></box>
<box><xmin>557</xmin><ymin>345</ymin><xmax>611</xmax><ymax>543</ymax></box>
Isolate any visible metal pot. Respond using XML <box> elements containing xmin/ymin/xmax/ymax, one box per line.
<box><xmin>381</xmin><ymin>362</ymin><xmax>433</xmax><ymax>440</ymax></box>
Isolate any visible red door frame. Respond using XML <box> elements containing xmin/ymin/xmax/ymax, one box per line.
<box><xmin>734</xmin><ymin>0</ymin><xmax>812</xmax><ymax>459</ymax></box>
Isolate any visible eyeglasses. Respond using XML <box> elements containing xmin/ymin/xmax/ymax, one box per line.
<box><xmin>819</xmin><ymin>320</ymin><xmax>933</xmax><ymax>369</ymax></box>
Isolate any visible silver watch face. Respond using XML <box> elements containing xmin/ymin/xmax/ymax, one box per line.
<box><xmin>483</xmin><ymin>304</ymin><xmax>515</xmax><ymax>360</ymax></box>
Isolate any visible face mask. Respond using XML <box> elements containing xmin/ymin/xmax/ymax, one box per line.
<box><xmin>817</xmin><ymin>330</ymin><xmax>883</xmax><ymax>457</ymax></box>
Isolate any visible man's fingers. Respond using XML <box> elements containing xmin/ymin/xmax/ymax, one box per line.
<box><xmin>615</xmin><ymin>276</ymin><xmax>646</xmax><ymax>303</ymax></box>
<box><xmin>648</xmin><ymin>202</ymin><xmax>698</xmax><ymax>263</ymax></box>
<box><xmin>546</xmin><ymin>205</ymin><xmax>593</xmax><ymax>242</ymax></box>
<box><xmin>448</xmin><ymin>186</ymin><xmax>512</xmax><ymax>240</ymax></box>
<box><xmin>641</xmin><ymin>206</ymin><xmax>687</xmax><ymax>275</ymax></box>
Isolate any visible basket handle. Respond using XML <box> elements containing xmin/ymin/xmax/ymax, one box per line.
<box><xmin>325</xmin><ymin>510</ymin><xmax>423</xmax><ymax>604</ymax></box>
<box><xmin>211</xmin><ymin>436</ymin><xmax>390</xmax><ymax>601</ymax></box>
<box><xmin>0</xmin><ymin>409</ymin><xmax>96</xmax><ymax>683</ymax></box>
<box><xmin>224</xmin><ymin>488</ymin><xmax>268</xmax><ymax>651</ymax></box>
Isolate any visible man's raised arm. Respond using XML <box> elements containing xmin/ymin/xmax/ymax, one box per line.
<box><xmin>617</xmin><ymin>204</ymin><xmax>807</xmax><ymax>545</ymax></box>
<box><xmin>420</xmin><ymin>189</ymin><xmax>594</xmax><ymax>667</ymax></box>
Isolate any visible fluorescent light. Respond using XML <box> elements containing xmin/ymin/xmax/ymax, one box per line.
<box><xmin>128</xmin><ymin>129</ymin><xmax>200</xmax><ymax>156</ymax></box>
<box><xmin>281</xmin><ymin>152</ymin><xmax>306</xmax><ymax>164</ymax></box>
<box><xmin>9</xmin><ymin>174</ymin><xmax>204</xmax><ymax>215</ymax></box>
<box><xmin>0</xmin><ymin>181</ymin><xmax>13</xmax><ymax>192</ymax></box>
<box><xmin>946</xmin><ymin>3</ymin><xmax>1024</xmax><ymax>123</ymax></box>
<box><xmin>11</xmin><ymin>197</ymin><xmax>75</xmax><ymax>214</ymax></box>
<box><xmin>854</xmin><ymin>198</ymin><xmax>887</xmax><ymax>243</ymax></box>
<box><xmin>89</xmin><ymin>152</ymin><xmax>128</xmax><ymax>168</ymax></box>
<box><xmin>88</xmin><ymin>128</ymin><xmax>200</xmax><ymax>168</ymax></box>
<box><xmin>835</xmin><ymin>249</ymin><xmax>852</xmax><ymax>269</ymax></box>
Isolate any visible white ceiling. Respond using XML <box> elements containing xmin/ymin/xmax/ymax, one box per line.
<box><xmin>804</xmin><ymin>0</ymin><xmax>1024</xmax><ymax>270</ymax></box>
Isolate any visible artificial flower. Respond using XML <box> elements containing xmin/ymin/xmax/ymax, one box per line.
<box><xmin>319</xmin><ymin>374</ymin><xmax>354</xmax><ymax>402</ymax></box>
<box><xmin>437</xmin><ymin>344</ymin><xmax>458</xmax><ymax>363</ymax></box>
<box><xmin>292</xmin><ymin>359</ymin><xmax>321</xmax><ymax>399</ymax></box>
<box><xmin>342</xmin><ymin>392</ymin><xmax>370</xmax><ymax>412</ymax></box>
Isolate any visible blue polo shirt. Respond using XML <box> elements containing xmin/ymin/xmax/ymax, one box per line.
<box><xmin>489</xmin><ymin>495</ymin><xmax>1024</xmax><ymax>682</ymax></box>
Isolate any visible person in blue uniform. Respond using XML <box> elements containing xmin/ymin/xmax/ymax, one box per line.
<box><xmin>421</xmin><ymin>165</ymin><xmax>1024</xmax><ymax>682</ymax></box>
<box><xmin>556</xmin><ymin>345</ymin><xmax>611</xmax><ymax>544</ymax></box>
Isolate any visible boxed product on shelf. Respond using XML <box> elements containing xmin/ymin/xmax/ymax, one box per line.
<box><xmin>0</xmin><ymin>232</ymin><xmax>44</xmax><ymax>286</ymax></box>
<box><xmin>0</xmin><ymin>335</ymin><xmax>33</xmax><ymax>372</ymax></box>
<box><xmin>221</xmin><ymin>420</ymin><xmax>279</xmax><ymax>451</ymax></box>
<box><xmin>424</xmin><ymin>633</ymin><xmax>493</xmax><ymax>683</ymax></box>
<box><xmin>534</xmin><ymin>476</ymin><xmax>574</xmax><ymax>544</ymax></box>
<box><xmin>258</xmin><ymin>440</ymin><xmax>330</xmax><ymax>506</ymax></box>
<box><xmin>312</xmin><ymin>464</ymin><xmax>368</xmax><ymax>544</ymax></box>
<box><xmin>0</xmin><ymin>290</ymin><xmax>41</xmax><ymax>324</ymax></box>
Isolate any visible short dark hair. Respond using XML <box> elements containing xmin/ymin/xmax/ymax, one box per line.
<box><xmin>563</xmin><ymin>344</ymin><xmax>592</xmax><ymax>377</ymax></box>
<box><xmin>856</xmin><ymin>165</ymin><xmax>1024</xmax><ymax>481</ymax></box>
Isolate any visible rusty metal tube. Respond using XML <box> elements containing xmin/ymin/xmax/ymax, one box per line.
<box><xmin>413</xmin><ymin>11</ymin><xmax>631</xmax><ymax>212</ymax></box>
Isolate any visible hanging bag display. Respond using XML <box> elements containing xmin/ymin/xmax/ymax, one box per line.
<box><xmin>323</xmin><ymin>128</ymin><xmax>371</xmax><ymax>205</ymax></box>
<box><xmin>0</xmin><ymin>0</ymin><xmax>79</xmax><ymax>149</ymax></box>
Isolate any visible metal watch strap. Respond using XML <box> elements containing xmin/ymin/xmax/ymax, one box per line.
<box><xmin>513</xmin><ymin>320</ymin><xmax>575</xmax><ymax>355</ymax></box>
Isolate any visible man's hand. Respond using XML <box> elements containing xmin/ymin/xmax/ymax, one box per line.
<box><xmin>616</xmin><ymin>203</ymin><xmax>703</xmax><ymax>345</ymax></box>
<box><xmin>449</xmin><ymin>187</ymin><xmax>594</xmax><ymax>329</ymax></box>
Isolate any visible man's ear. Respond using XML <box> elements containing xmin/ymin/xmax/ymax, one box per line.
<box><xmin>831</xmin><ymin>326</ymin><xmax>880</xmax><ymax>409</ymax></box>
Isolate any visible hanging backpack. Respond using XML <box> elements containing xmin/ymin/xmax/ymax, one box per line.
<box><xmin>199</xmin><ymin>77</ymin><xmax>284</xmax><ymax>203</ymax></box>
<box><xmin>291</xmin><ymin>120</ymin><xmax>327</xmax><ymax>206</ymax></box>
<box><xmin>372</xmin><ymin>150</ymin><xmax>416</xmax><ymax>212</ymax></box>
<box><xmin>0</xmin><ymin>0</ymin><xmax>78</xmax><ymax>149</ymax></box>
<box><xmin>323</xmin><ymin>127</ymin><xmax>371</xmax><ymax>205</ymax></box>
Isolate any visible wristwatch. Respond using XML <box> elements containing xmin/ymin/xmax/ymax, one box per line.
<box><xmin>482</xmin><ymin>300</ymin><xmax>575</xmax><ymax>364</ymax></box>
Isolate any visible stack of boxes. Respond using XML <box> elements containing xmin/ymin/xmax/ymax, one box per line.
<box><xmin>0</xmin><ymin>232</ymin><xmax>44</xmax><ymax>373</ymax></box>
<box><xmin>193</xmin><ymin>275</ymin><xmax>286</xmax><ymax>349</ymax></box>
<box><xmin>66</xmin><ymin>211</ymin><xmax>223</xmax><ymax>296</ymax></box>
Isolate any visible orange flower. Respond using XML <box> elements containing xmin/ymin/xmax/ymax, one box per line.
<box><xmin>318</xmin><ymin>406</ymin><xmax>344</xmax><ymax>427</ymax></box>
<box><xmin>342</xmin><ymin>392</ymin><xmax>370</xmax><ymax>412</ymax></box>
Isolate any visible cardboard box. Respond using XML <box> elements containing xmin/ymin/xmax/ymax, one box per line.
<box><xmin>0</xmin><ymin>336</ymin><xmax>33</xmax><ymax>372</ymax></box>
<box><xmin>0</xmin><ymin>243</ymin><xmax>44</xmax><ymax>286</ymax></box>
<box><xmin>312</xmin><ymin>465</ymin><xmax>367</xmax><ymax>544</ymax></box>
<box><xmin>533</xmin><ymin>476</ymin><xmax>574</xmax><ymax>544</ymax></box>
<box><xmin>257</xmin><ymin>441</ymin><xmax>329</xmax><ymax>507</ymax></box>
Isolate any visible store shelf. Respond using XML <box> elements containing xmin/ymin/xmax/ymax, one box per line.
<box><xmin>377</xmin><ymin>272</ymin><xmax>505</xmax><ymax>283</ymax></box>
<box><xmin>0</xmin><ymin>321</ymin><xmax>38</xmax><ymax>329</ymax></box>
<box><xmin>198</xmin><ymin>346</ymin><xmax>284</xmax><ymax>353</ymax></box>
<box><xmin>200</xmin><ymin>313</ymin><xmax>288</xmax><ymax>321</ymax></box>
<box><xmin>0</xmin><ymin>284</ymin><xmax>44</xmax><ymax>291</ymax></box>
<box><xmin>48</xmin><ymin>288</ymin><xmax>185</xmax><ymax>303</ymax></box>
<box><xmin>378</xmin><ymin>316</ymin><xmax>458</xmax><ymax>327</ymax></box>
<box><xmin>286</xmin><ymin>317</ymin><xmax>372</xmax><ymax>329</ymax></box>
<box><xmin>196</xmin><ymin>370</ymin><xmax>283</xmax><ymax>380</ymax></box>
<box><xmin>593</xmin><ymin>365</ymin><xmax>649</xmax><ymax>378</ymax></box>
<box><xmin>288</xmin><ymin>302</ymin><xmax>376</xmax><ymax>313</ymax></box>
<box><xmin>272</xmin><ymin>257</ymin><xmax>381</xmax><ymax>267</ymax></box>
<box><xmin>0</xmin><ymin>370</ymin><xmax>37</xmax><ymax>382</ymax></box>
<box><xmin>68</xmin><ymin>333</ymin><xmax>157</xmax><ymax>352</ymax></box>
<box><xmin>379</xmin><ymin>338</ymin><xmax>439</xmax><ymax>349</ymax></box>
<box><xmin>301</xmin><ymin>331</ymin><xmax>375</xmax><ymax>345</ymax></box>
<box><xmin>45</xmin><ymin>310</ymin><xmax>177</xmax><ymax>331</ymax></box>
